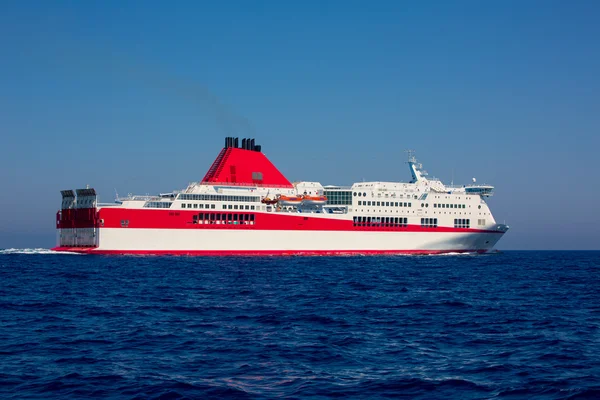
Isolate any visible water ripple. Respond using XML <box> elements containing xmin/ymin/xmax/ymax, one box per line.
<box><xmin>0</xmin><ymin>251</ymin><xmax>599</xmax><ymax>398</ymax></box>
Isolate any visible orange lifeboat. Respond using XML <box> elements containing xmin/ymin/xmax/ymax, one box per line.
<box><xmin>301</xmin><ymin>195</ymin><xmax>328</xmax><ymax>205</ymax></box>
<box><xmin>277</xmin><ymin>195</ymin><xmax>303</xmax><ymax>206</ymax></box>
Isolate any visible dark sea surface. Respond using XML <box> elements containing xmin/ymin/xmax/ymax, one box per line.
<box><xmin>0</xmin><ymin>250</ymin><xmax>599</xmax><ymax>399</ymax></box>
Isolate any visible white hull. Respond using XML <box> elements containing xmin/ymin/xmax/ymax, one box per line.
<box><xmin>76</xmin><ymin>228</ymin><xmax>504</xmax><ymax>253</ymax></box>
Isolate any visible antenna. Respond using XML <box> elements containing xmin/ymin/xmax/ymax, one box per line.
<box><xmin>405</xmin><ymin>149</ymin><xmax>416</xmax><ymax>163</ymax></box>
<box><xmin>114</xmin><ymin>188</ymin><xmax>119</xmax><ymax>201</ymax></box>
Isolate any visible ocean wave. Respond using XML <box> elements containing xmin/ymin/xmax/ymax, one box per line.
<box><xmin>0</xmin><ymin>251</ymin><xmax>598</xmax><ymax>399</ymax></box>
<box><xmin>0</xmin><ymin>248</ymin><xmax>82</xmax><ymax>255</ymax></box>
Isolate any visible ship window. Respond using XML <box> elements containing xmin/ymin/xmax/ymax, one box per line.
<box><xmin>408</xmin><ymin>203</ymin><xmax>411</xmax><ymax>207</ymax></box>
<box><xmin>227</xmin><ymin>214</ymin><xmax>232</xmax><ymax>221</ymax></box>
<box><xmin>193</xmin><ymin>215</ymin><xmax>198</xmax><ymax>223</ymax></box>
<box><xmin>377</xmin><ymin>202</ymin><xmax>381</xmax><ymax>206</ymax></box>
<box><xmin>386</xmin><ymin>202</ymin><xmax>390</xmax><ymax>206</ymax></box>
<box><xmin>245</xmin><ymin>205</ymin><xmax>249</xmax><ymax>210</ymax></box>
<box><xmin>228</xmin><ymin>205</ymin><xmax>233</xmax><ymax>209</ymax></box>
<box><xmin>181</xmin><ymin>204</ymin><xmax>186</xmax><ymax>208</ymax></box>
<box><xmin>234</xmin><ymin>205</ymin><xmax>238</xmax><ymax>210</ymax></box>
<box><xmin>421</xmin><ymin>218</ymin><xmax>438</xmax><ymax>228</ymax></box>
<box><xmin>211</xmin><ymin>204</ymin><xmax>215</xmax><ymax>209</ymax></box>
<box><xmin>251</xmin><ymin>205</ymin><xmax>255</xmax><ymax>210</ymax></box>
<box><xmin>425</xmin><ymin>204</ymin><xmax>429</xmax><ymax>207</ymax></box>
<box><xmin>193</xmin><ymin>204</ymin><xmax>198</xmax><ymax>209</ymax></box>
<box><xmin>250</xmin><ymin>214</ymin><xmax>255</xmax><ymax>221</ymax></box>
<box><xmin>454</xmin><ymin>218</ymin><xmax>471</xmax><ymax>228</ymax></box>
<box><xmin>216</xmin><ymin>214</ymin><xmax>221</xmax><ymax>221</ymax></box>
<box><xmin>353</xmin><ymin>192</ymin><xmax>357</xmax><ymax>196</ymax></box>
<box><xmin>223</xmin><ymin>205</ymin><xmax>227</xmax><ymax>209</ymax></box>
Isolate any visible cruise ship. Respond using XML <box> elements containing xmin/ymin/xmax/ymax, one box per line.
<box><xmin>52</xmin><ymin>137</ymin><xmax>508</xmax><ymax>255</ymax></box>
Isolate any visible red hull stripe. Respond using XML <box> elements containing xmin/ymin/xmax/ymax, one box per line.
<box><xmin>94</xmin><ymin>208</ymin><xmax>503</xmax><ymax>234</ymax></box>
<box><xmin>51</xmin><ymin>247</ymin><xmax>485</xmax><ymax>256</ymax></box>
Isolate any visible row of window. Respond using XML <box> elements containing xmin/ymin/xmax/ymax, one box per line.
<box><xmin>454</xmin><ymin>219</ymin><xmax>471</xmax><ymax>228</ymax></box>
<box><xmin>181</xmin><ymin>203</ymin><xmax>258</xmax><ymax>211</ymax></box>
<box><xmin>223</xmin><ymin>204</ymin><xmax>256</xmax><ymax>210</ymax></box>
<box><xmin>354</xmin><ymin>191</ymin><xmax>417</xmax><ymax>199</ymax></box>
<box><xmin>324</xmin><ymin>190</ymin><xmax>353</xmax><ymax>205</ymax></box>
<box><xmin>357</xmin><ymin>201</ymin><xmax>412</xmax><ymax>207</ymax></box>
<box><xmin>178</xmin><ymin>194</ymin><xmax>260</xmax><ymax>202</ymax></box>
<box><xmin>353</xmin><ymin>216</ymin><xmax>409</xmax><ymax>228</ymax></box>
<box><xmin>144</xmin><ymin>202</ymin><xmax>172</xmax><ymax>208</ymax></box>
<box><xmin>193</xmin><ymin>213</ymin><xmax>256</xmax><ymax>225</ymax></box>
<box><xmin>434</xmin><ymin>204</ymin><xmax>466</xmax><ymax>209</ymax></box>
<box><xmin>182</xmin><ymin>203</ymin><xmax>216</xmax><ymax>209</ymax></box>
<box><xmin>421</xmin><ymin>218</ymin><xmax>438</xmax><ymax>228</ymax></box>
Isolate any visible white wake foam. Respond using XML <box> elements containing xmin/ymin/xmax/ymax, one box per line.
<box><xmin>432</xmin><ymin>252</ymin><xmax>476</xmax><ymax>256</ymax></box>
<box><xmin>0</xmin><ymin>248</ymin><xmax>83</xmax><ymax>255</ymax></box>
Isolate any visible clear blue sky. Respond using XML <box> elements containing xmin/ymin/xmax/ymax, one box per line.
<box><xmin>1</xmin><ymin>0</ymin><xmax>599</xmax><ymax>249</ymax></box>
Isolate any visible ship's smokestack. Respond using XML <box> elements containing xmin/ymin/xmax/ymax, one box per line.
<box><xmin>234</xmin><ymin>137</ymin><xmax>239</xmax><ymax>148</ymax></box>
<box><xmin>255</xmin><ymin>144</ymin><xmax>261</xmax><ymax>152</ymax></box>
<box><xmin>241</xmin><ymin>138</ymin><xmax>247</xmax><ymax>150</ymax></box>
<box><xmin>250</xmin><ymin>138</ymin><xmax>255</xmax><ymax>151</ymax></box>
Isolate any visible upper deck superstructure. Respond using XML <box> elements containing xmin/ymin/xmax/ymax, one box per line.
<box><xmin>53</xmin><ymin>137</ymin><xmax>508</xmax><ymax>255</ymax></box>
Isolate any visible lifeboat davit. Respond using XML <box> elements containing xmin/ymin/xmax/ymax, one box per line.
<box><xmin>301</xmin><ymin>195</ymin><xmax>328</xmax><ymax>205</ymax></box>
<box><xmin>277</xmin><ymin>195</ymin><xmax>303</xmax><ymax>206</ymax></box>
<box><xmin>261</xmin><ymin>197</ymin><xmax>278</xmax><ymax>205</ymax></box>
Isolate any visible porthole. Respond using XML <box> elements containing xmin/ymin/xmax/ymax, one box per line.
<box><xmin>353</xmin><ymin>192</ymin><xmax>357</xmax><ymax>196</ymax></box>
<box><xmin>363</xmin><ymin>192</ymin><xmax>366</xmax><ymax>197</ymax></box>
<box><xmin>478</xmin><ymin>205</ymin><xmax>481</xmax><ymax>209</ymax></box>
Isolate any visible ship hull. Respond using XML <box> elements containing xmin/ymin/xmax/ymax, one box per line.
<box><xmin>52</xmin><ymin>227</ymin><xmax>505</xmax><ymax>255</ymax></box>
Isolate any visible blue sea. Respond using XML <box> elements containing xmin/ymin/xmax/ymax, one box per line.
<box><xmin>0</xmin><ymin>250</ymin><xmax>599</xmax><ymax>399</ymax></box>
